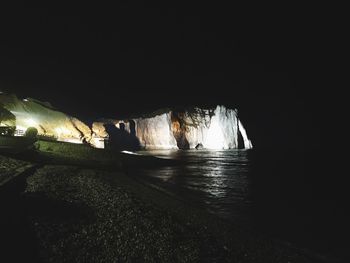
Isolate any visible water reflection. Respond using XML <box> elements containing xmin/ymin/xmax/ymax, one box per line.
<box><xmin>135</xmin><ymin>149</ymin><xmax>252</xmax><ymax>222</ymax></box>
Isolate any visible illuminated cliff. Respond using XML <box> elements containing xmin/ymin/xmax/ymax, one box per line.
<box><xmin>95</xmin><ymin>106</ymin><xmax>253</xmax><ymax>150</ymax></box>
<box><xmin>1</xmin><ymin>93</ymin><xmax>252</xmax><ymax>150</ymax></box>
<box><xmin>0</xmin><ymin>93</ymin><xmax>92</xmax><ymax>143</ymax></box>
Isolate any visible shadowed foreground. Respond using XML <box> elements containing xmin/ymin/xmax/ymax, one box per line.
<box><xmin>0</xmin><ymin>142</ymin><xmax>328</xmax><ymax>262</ymax></box>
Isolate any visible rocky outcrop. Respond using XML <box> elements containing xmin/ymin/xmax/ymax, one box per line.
<box><xmin>0</xmin><ymin>104</ymin><xmax>16</xmax><ymax>128</ymax></box>
<box><xmin>93</xmin><ymin>106</ymin><xmax>253</xmax><ymax>150</ymax></box>
<box><xmin>1</xmin><ymin>93</ymin><xmax>252</xmax><ymax>150</ymax></box>
<box><xmin>0</xmin><ymin>93</ymin><xmax>92</xmax><ymax>143</ymax></box>
<box><xmin>134</xmin><ymin>113</ymin><xmax>178</xmax><ymax>150</ymax></box>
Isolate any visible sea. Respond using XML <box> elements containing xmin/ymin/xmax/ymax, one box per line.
<box><xmin>131</xmin><ymin>149</ymin><xmax>348</xmax><ymax>262</ymax></box>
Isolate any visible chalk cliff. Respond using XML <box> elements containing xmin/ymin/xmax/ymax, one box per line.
<box><xmin>0</xmin><ymin>93</ymin><xmax>91</xmax><ymax>143</ymax></box>
<box><xmin>94</xmin><ymin>106</ymin><xmax>253</xmax><ymax>150</ymax></box>
<box><xmin>1</xmin><ymin>93</ymin><xmax>252</xmax><ymax>150</ymax></box>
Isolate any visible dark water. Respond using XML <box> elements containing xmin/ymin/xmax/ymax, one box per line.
<box><xmin>132</xmin><ymin>149</ymin><xmax>349</xmax><ymax>261</ymax></box>
<box><xmin>136</xmin><ymin>149</ymin><xmax>253</xmax><ymax>224</ymax></box>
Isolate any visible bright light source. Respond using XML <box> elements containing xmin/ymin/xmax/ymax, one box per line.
<box><xmin>23</xmin><ymin>99</ymin><xmax>29</xmax><ymax>102</ymax></box>
<box><xmin>25</xmin><ymin>118</ymin><xmax>37</xmax><ymax>127</ymax></box>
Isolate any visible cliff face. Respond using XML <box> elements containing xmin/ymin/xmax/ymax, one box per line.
<box><xmin>0</xmin><ymin>105</ymin><xmax>16</xmax><ymax>128</ymax></box>
<box><xmin>94</xmin><ymin>105</ymin><xmax>253</xmax><ymax>150</ymax></box>
<box><xmin>134</xmin><ymin>113</ymin><xmax>178</xmax><ymax>149</ymax></box>
<box><xmin>171</xmin><ymin>106</ymin><xmax>244</xmax><ymax>149</ymax></box>
<box><xmin>0</xmin><ymin>93</ymin><xmax>92</xmax><ymax>143</ymax></box>
<box><xmin>1</xmin><ymin>93</ymin><xmax>252</xmax><ymax>150</ymax></box>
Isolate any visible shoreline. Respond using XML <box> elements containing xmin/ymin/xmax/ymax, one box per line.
<box><xmin>0</xmin><ymin>144</ymin><xmax>344</xmax><ymax>262</ymax></box>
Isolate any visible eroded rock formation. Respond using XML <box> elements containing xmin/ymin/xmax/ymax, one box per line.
<box><xmin>93</xmin><ymin>106</ymin><xmax>253</xmax><ymax>150</ymax></box>
<box><xmin>0</xmin><ymin>93</ymin><xmax>92</xmax><ymax>143</ymax></box>
<box><xmin>1</xmin><ymin>92</ymin><xmax>252</xmax><ymax>150</ymax></box>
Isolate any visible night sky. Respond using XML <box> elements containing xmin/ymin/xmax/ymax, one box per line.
<box><xmin>1</xmin><ymin>5</ymin><xmax>347</xmax><ymax>256</ymax></box>
<box><xmin>0</xmin><ymin>4</ymin><xmax>321</xmax><ymax>149</ymax></box>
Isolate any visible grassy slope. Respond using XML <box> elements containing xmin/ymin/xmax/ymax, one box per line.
<box><xmin>33</xmin><ymin>140</ymin><xmax>177</xmax><ymax>169</ymax></box>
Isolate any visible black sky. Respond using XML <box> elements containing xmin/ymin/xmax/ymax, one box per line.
<box><xmin>1</xmin><ymin>5</ymin><xmax>347</xmax><ymax>257</ymax></box>
<box><xmin>0</xmin><ymin>3</ymin><xmax>322</xmax><ymax>149</ymax></box>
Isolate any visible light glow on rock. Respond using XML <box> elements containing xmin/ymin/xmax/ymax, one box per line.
<box><xmin>205</xmin><ymin>117</ymin><xmax>225</xmax><ymax>149</ymax></box>
<box><xmin>238</xmin><ymin>120</ymin><xmax>253</xmax><ymax>149</ymax></box>
<box><xmin>25</xmin><ymin>118</ymin><xmax>37</xmax><ymax>127</ymax></box>
<box><xmin>55</xmin><ymin>127</ymin><xmax>71</xmax><ymax>136</ymax></box>
<box><xmin>57</xmin><ymin>138</ymin><xmax>82</xmax><ymax>144</ymax></box>
<box><xmin>134</xmin><ymin>113</ymin><xmax>178</xmax><ymax>149</ymax></box>
<box><xmin>121</xmin><ymin>150</ymin><xmax>141</xmax><ymax>155</ymax></box>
